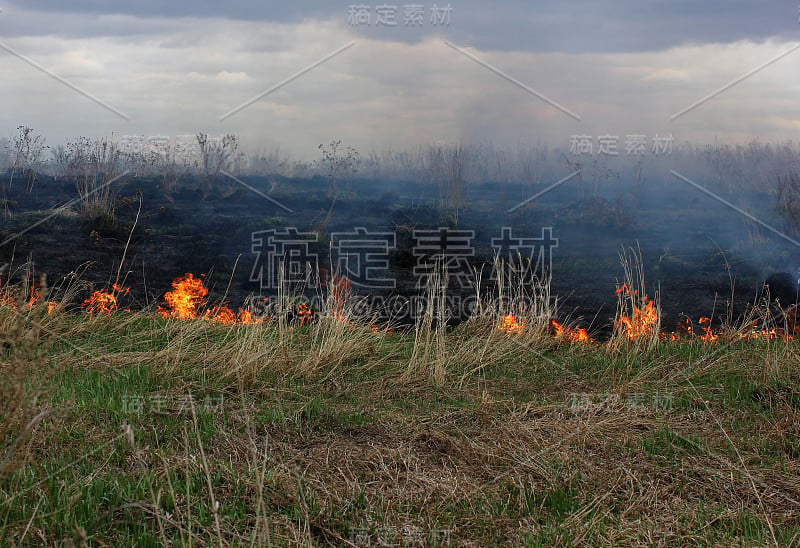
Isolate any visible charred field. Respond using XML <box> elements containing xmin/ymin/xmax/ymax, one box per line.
<box><xmin>2</xmin><ymin>164</ymin><xmax>800</xmax><ymax>546</ymax></box>
<box><xmin>4</xmin><ymin>0</ymin><xmax>800</xmax><ymax>543</ymax></box>
<box><xmin>0</xmin><ymin>167</ymin><xmax>794</xmax><ymax>332</ymax></box>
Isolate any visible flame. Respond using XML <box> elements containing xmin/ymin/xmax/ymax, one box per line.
<box><xmin>7</xmin><ymin>268</ymin><xmax>800</xmax><ymax>343</ymax></box>
<box><xmin>202</xmin><ymin>304</ymin><xmax>262</xmax><ymax>325</ymax></box>
<box><xmin>204</xmin><ymin>303</ymin><xmax>237</xmax><ymax>324</ymax></box>
<box><xmin>237</xmin><ymin>308</ymin><xmax>256</xmax><ymax>324</ymax></box>
<box><xmin>737</xmin><ymin>322</ymin><xmax>788</xmax><ymax>341</ymax></box>
<box><xmin>0</xmin><ymin>278</ymin><xmax>58</xmax><ymax>313</ymax></box>
<box><xmin>82</xmin><ymin>283</ymin><xmax>129</xmax><ymax>315</ymax></box>
<box><xmin>27</xmin><ymin>287</ymin><xmax>41</xmax><ymax>307</ymax></box>
<box><xmin>0</xmin><ymin>285</ymin><xmax>18</xmax><ymax>309</ymax></box>
<box><xmin>83</xmin><ymin>291</ymin><xmax>117</xmax><ymax>315</ymax></box>
<box><xmin>661</xmin><ymin>317</ymin><xmax>690</xmax><ymax>341</ymax></box>
<box><xmin>615</xmin><ymin>284</ymin><xmax>659</xmax><ymax>340</ymax></box>
<box><xmin>369</xmin><ymin>323</ymin><xmax>396</xmax><ymax>335</ymax></box>
<box><xmin>0</xmin><ymin>280</ymin><xmax>43</xmax><ymax>310</ymax></box>
<box><xmin>552</xmin><ymin>320</ymin><xmax>590</xmax><ymax>343</ymax></box>
<box><xmin>698</xmin><ymin>317</ymin><xmax>719</xmax><ymax>343</ymax></box>
<box><xmin>328</xmin><ymin>275</ymin><xmax>352</xmax><ymax>323</ymax></box>
<box><xmin>159</xmin><ymin>273</ymin><xmax>208</xmax><ymax>320</ymax></box>
<box><xmin>159</xmin><ymin>274</ymin><xmax>265</xmax><ymax>324</ymax></box>
<box><xmin>498</xmin><ymin>314</ymin><xmax>524</xmax><ymax>333</ymax></box>
<box><xmin>296</xmin><ymin>302</ymin><xmax>312</xmax><ymax>327</ymax></box>
<box><xmin>786</xmin><ymin>306</ymin><xmax>800</xmax><ymax>336</ymax></box>
<box><xmin>659</xmin><ymin>316</ymin><xmax>795</xmax><ymax>343</ymax></box>
<box><xmin>615</xmin><ymin>282</ymin><xmax>634</xmax><ymax>296</ymax></box>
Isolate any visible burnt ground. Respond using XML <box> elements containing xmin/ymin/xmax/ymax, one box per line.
<box><xmin>0</xmin><ymin>172</ymin><xmax>797</xmax><ymax>337</ymax></box>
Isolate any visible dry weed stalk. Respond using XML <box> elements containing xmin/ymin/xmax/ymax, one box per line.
<box><xmin>609</xmin><ymin>245</ymin><xmax>661</xmax><ymax>351</ymax></box>
<box><xmin>405</xmin><ymin>260</ymin><xmax>448</xmax><ymax>385</ymax></box>
<box><xmin>295</xmin><ymin>274</ymin><xmax>388</xmax><ymax>378</ymax></box>
<box><xmin>491</xmin><ymin>256</ymin><xmax>553</xmax><ymax>340</ymax></box>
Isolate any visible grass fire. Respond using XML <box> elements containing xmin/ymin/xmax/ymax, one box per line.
<box><xmin>6</xmin><ymin>206</ymin><xmax>800</xmax><ymax>548</ymax></box>
<box><xmin>5</xmin><ymin>3</ymin><xmax>800</xmax><ymax>543</ymax></box>
<box><xmin>3</xmin><ymin>246</ymin><xmax>800</xmax><ymax>546</ymax></box>
<box><xmin>3</xmin><ymin>129</ymin><xmax>800</xmax><ymax>545</ymax></box>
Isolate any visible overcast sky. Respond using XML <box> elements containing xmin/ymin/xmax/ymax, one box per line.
<box><xmin>0</xmin><ymin>1</ymin><xmax>798</xmax><ymax>160</ymax></box>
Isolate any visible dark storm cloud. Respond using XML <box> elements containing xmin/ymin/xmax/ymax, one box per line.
<box><xmin>464</xmin><ymin>0</ymin><xmax>798</xmax><ymax>52</ymax></box>
<box><xmin>5</xmin><ymin>0</ymin><xmax>797</xmax><ymax>51</ymax></box>
<box><xmin>6</xmin><ymin>0</ymin><xmax>322</xmax><ymax>23</ymax></box>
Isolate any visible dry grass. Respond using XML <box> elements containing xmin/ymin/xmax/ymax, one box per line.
<box><xmin>0</xmin><ymin>278</ymin><xmax>64</xmax><ymax>482</ymax></box>
<box><xmin>2</xmin><ymin>270</ymin><xmax>800</xmax><ymax>546</ymax></box>
<box><xmin>609</xmin><ymin>245</ymin><xmax>661</xmax><ymax>351</ymax></box>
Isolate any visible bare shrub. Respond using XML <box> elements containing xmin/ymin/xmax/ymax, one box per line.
<box><xmin>318</xmin><ymin>140</ymin><xmax>359</xmax><ymax>195</ymax></box>
<box><xmin>57</xmin><ymin>136</ymin><xmax>125</xmax><ymax>219</ymax></box>
<box><xmin>196</xmin><ymin>133</ymin><xmax>243</xmax><ymax>190</ymax></box>
<box><xmin>424</xmin><ymin>143</ymin><xmax>476</xmax><ymax>216</ymax></box>
<box><xmin>776</xmin><ymin>171</ymin><xmax>800</xmax><ymax>236</ymax></box>
<box><xmin>5</xmin><ymin>126</ymin><xmax>47</xmax><ymax>192</ymax></box>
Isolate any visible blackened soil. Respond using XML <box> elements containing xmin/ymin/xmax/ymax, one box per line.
<box><xmin>0</xmin><ymin>173</ymin><xmax>794</xmax><ymax>336</ymax></box>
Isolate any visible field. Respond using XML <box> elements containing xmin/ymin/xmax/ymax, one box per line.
<box><xmin>2</xmin><ymin>271</ymin><xmax>800</xmax><ymax>547</ymax></box>
<box><xmin>1</xmin><ymin>138</ymin><xmax>800</xmax><ymax>545</ymax></box>
<box><xmin>0</xmin><ymin>165</ymin><xmax>793</xmax><ymax>332</ymax></box>
<box><xmin>1</xmin><ymin>0</ymin><xmax>800</xmax><ymax>542</ymax></box>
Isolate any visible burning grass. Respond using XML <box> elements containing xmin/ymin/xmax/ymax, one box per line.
<box><xmin>610</xmin><ymin>246</ymin><xmax>661</xmax><ymax>351</ymax></box>
<box><xmin>2</xmin><ymin>266</ymin><xmax>800</xmax><ymax>546</ymax></box>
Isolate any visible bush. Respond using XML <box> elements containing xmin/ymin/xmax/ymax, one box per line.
<box><xmin>777</xmin><ymin>172</ymin><xmax>800</xmax><ymax>235</ymax></box>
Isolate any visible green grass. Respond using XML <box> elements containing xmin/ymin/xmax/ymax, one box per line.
<box><xmin>2</xmin><ymin>307</ymin><xmax>800</xmax><ymax>546</ymax></box>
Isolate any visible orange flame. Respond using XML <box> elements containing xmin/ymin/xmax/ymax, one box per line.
<box><xmin>552</xmin><ymin>320</ymin><xmax>590</xmax><ymax>343</ymax></box>
<box><xmin>160</xmin><ymin>273</ymin><xmax>267</xmax><ymax>324</ymax></box>
<box><xmin>204</xmin><ymin>303</ymin><xmax>237</xmax><ymax>323</ymax></box>
<box><xmin>159</xmin><ymin>273</ymin><xmax>208</xmax><ymax>320</ymax></box>
<box><xmin>659</xmin><ymin>316</ymin><xmax>795</xmax><ymax>343</ymax></box>
<box><xmin>660</xmin><ymin>317</ymin><xmax>690</xmax><ymax>341</ymax></box>
<box><xmin>329</xmin><ymin>276</ymin><xmax>352</xmax><ymax>323</ymax></box>
<box><xmin>202</xmin><ymin>304</ymin><xmax>262</xmax><ymax>325</ymax></box>
<box><xmin>498</xmin><ymin>314</ymin><xmax>524</xmax><ymax>333</ymax></box>
<box><xmin>82</xmin><ymin>284</ymin><xmax>129</xmax><ymax>315</ymax></box>
<box><xmin>237</xmin><ymin>308</ymin><xmax>256</xmax><ymax>325</ymax></box>
<box><xmin>0</xmin><ymin>279</ymin><xmax>59</xmax><ymax>313</ymax></box>
<box><xmin>296</xmin><ymin>302</ymin><xmax>312</xmax><ymax>327</ymax></box>
<box><xmin>0</xmin><ymin>286</ymin><xmax>19</xmax><ymax>310</ymax></box>
<box><xmin>698</xmin><ymin>317</ymin><xmax>719</xmax><ymax>343</ymax></box>
<box><xmin>615</xmin><ymin>284</ymin><xmax>659</xmax><ymax>339</ymax></box>
<box><xmin>737</xmin><ymin>322</ymin><xmax>788</xmax><ymax>341</ymax></box>
<box><xmin>27</xmin><ymin>287</ymin><xmax>41</xmax><ymax>307</ymax></box>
